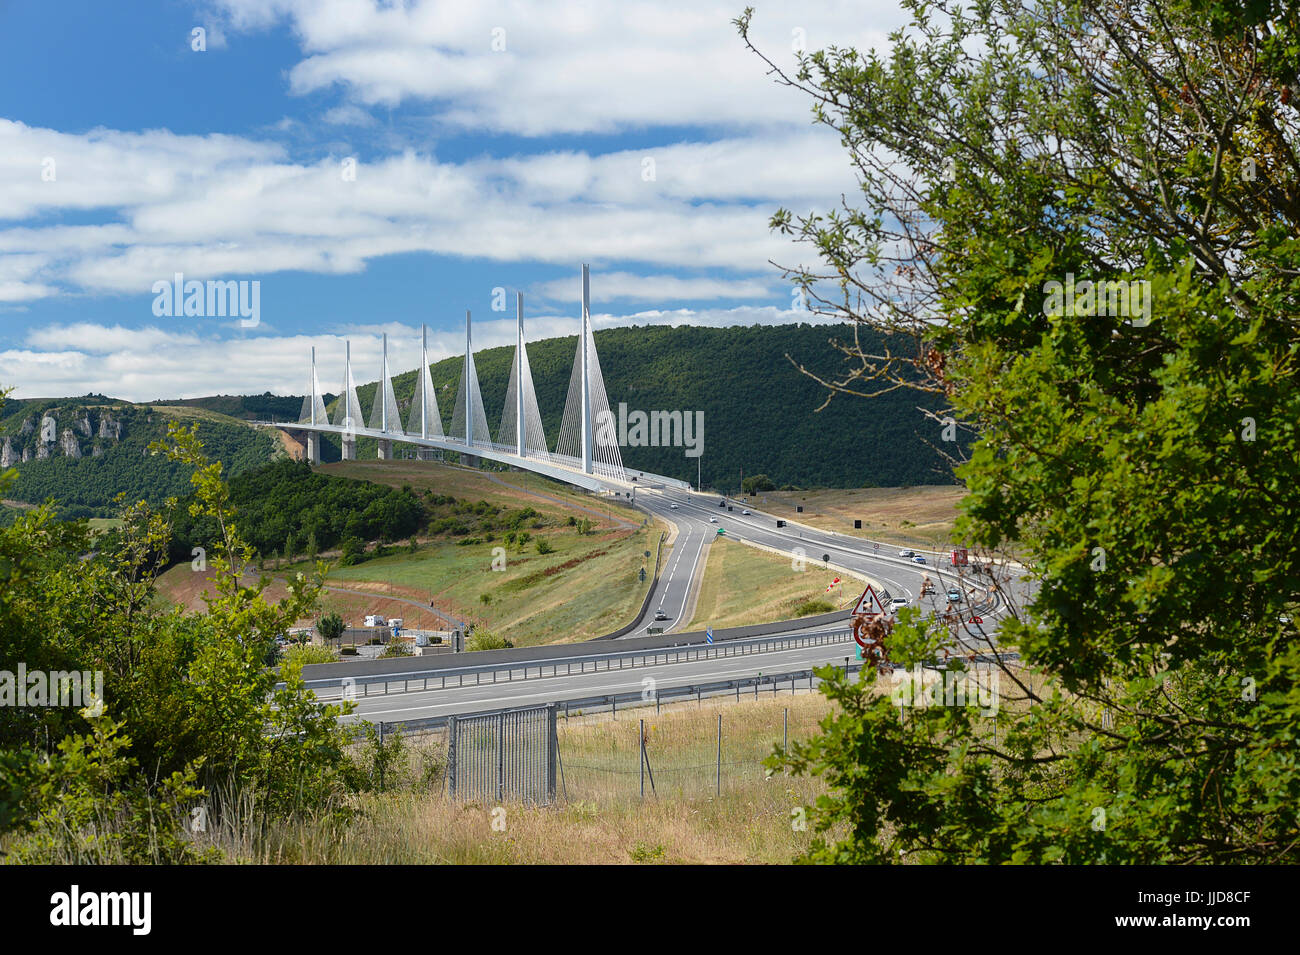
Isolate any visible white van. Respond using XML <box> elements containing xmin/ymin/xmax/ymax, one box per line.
<box><xmin>364</xmin><ymin>614</ymin><xmax>387</xmax><ymax>627</ymax></box>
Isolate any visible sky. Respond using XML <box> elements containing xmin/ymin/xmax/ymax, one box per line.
<box><xmin>0</xmin><ymin>0</ymin><xmax>905</xmax><ymax>401</ymax></box>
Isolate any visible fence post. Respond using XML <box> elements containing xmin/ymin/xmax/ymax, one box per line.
<box><xmin>784</xmin><ymin>708</ymin><xmax>788</xmax><ymax>758</ymax></box>
<box><xmin>447</xmin><ymin>715</ymin><xmax>458</xmax><ymax>798</ymax></box>
<box><xmin>546</xmin><ymin>704</ymin><xmax>558</xmax><ymax>805</ymax></box>
<box><xmin>716</xmin><ymin>713</ymin><xmax>722</xmax><ymax>797</ymax></box>
<box><xmin>639</xmin><ymin>718</ymin><xmax>645</xmax><ymax>799</ymax></box>
<box><xmin>496</xmin><ymin>711</ymin><xmax>505</xmax><ymax>802</ymax></box>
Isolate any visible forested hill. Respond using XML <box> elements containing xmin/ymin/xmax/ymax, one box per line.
<box><xmin>337</xmin><ymin>322</ymin><xmax>957</xmax><ymax>490</ymax></box>
<box><xmin>0</xmin><ymin>400</ymin><xmax>280</xmax><ymax>518</ymax></box>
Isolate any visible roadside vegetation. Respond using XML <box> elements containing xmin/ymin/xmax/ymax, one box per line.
<box><xmin>175</xmin><ymin>694</ymin><xmax>842</xmax><ymax>865</ymax></box>
<box><xmin>738</xmin><ymin>0</ymin><xmax>1300</xmax><ymax>863</ymax></box>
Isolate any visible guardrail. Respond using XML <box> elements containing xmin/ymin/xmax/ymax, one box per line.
<box><xmin>353</xmin><ymin>661</ymin><xmax>867</xmax><ymax>736</ymax></box>
<box><xmin>301</xmin><ymin>627</ymin><xmax>856</xmax><ymax>699</ymax></box>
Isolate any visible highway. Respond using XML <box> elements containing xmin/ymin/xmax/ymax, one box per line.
<box><xmin>339</xmin><ymin>629</ymin><xmax>860</xmax><ymax>725</ymax></box>
<box><xmin>298</xmin><ymin>481</ymin><xmax>1034</xmax><ymax>726</ymax></box>
<box><xmin>630</xmin><ymin>486</ymin><xmax>1013</xmax><ymax>634</ymax></box>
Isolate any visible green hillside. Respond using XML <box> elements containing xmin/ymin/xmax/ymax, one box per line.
<box><xmin>329</xmin><ymin>322</ymin><xmax>957</xmax><ymax>490</ymax></box>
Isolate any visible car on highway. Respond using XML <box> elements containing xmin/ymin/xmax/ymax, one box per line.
<box><xmin>912</xmin><ymin>555</ymin><xmax>927</xmax><ymax>564</ymax></box>
<box><xmin>890</xmin><ymin>596</ymin><xmax>908</xmax><ymax>612</ymax></box>
<box><xmin>653</xmin><ymin>610</ymin><xmax>669</xmax><ymax>621</ymax></box>
<box><xmin>669</xmin><ymin>503</ymin><xmax>679</xmax><ymax>508</ymax></box>
<box><xmin>742</xmin><ymin>509</ymin><xmax>751</xmax><ymax>515</ymax></box>
<box><xmin>709</xmin><ymin>516</ymin><xmax>718</xmax><ymax>523</ymax></box>
<box><xmin>898</xmin><ymin>549</ymin><xmax>915</xmax><ymax>558</ymax></box>
<box><xmin>719</xmin><ymin>499</ymin><xmax>726</xmax><ymax>507</ymax></box>
<box><xmin>947</xmin><ymin>588</ymin><xmax>963</xmax><ymax>602</ymax></box>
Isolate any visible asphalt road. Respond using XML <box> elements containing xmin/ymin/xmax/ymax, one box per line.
<box><xmin>341</xmin><ymin>630</ymin><xmax>860</xmax><ymax>724</ymax></box>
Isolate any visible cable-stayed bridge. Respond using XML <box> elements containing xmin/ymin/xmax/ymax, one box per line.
<box><xmin>255</xmin><ymin>265</ymin><xmax>690</xmax><ymax>495</ymax></box>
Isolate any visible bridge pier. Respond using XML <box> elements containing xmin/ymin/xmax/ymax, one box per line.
<box><xmin>377</xmin><ymin>439</ymin><xmax>392</xmax><ymax>460</ymax></box>
<box><xmin>459</xmin><ymin>453</ymin><xmax>480</xmax><ymax>468</ymax></box>
<box><xmin>306</xmin><ymin>432</ymin><xmax>321</xmax><ymax>465</ymax></box>
<box><xmin>342</xmin><ymin>434</ymin><xmax>356</xmax><ymax>461</ymax></box>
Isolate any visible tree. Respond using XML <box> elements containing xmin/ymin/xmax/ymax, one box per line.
<box><xmin>0</xmin><ymin>419</ymin><xmax>358</xmax><ymax>859</ymax></box>
<box><xmin>317</xmin><ymin>612</ymin><xmax>345</xmax><ymax>643</ymax></box>
<box><xmin>741</xmin><ymin>474</ymin><xmax>775</xmax><ymax>495</ymax></box>
<box><xmin>339</xmin><ymin>535</ymin><xmax>366</xmax><ymax>566</ymax></box>
<box><xmin>740</xmin><ymin>0</ymin><xmax>1300</xmax><ymax>862</ymax></box>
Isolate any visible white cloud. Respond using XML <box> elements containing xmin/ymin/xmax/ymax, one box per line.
<box><xmin>212</xmin><ymin>0</ymin><xmax>904</xmax><ymax>136</ymax></box>
<box><xmin>0</xmin><ymin>126</ymin><xmax>854</xmax><ymax>299</ymax></box>
<box><xmin>321</xmin><ymin>104</ymin><xmax>378</xmax><ymax>126</ymax></box>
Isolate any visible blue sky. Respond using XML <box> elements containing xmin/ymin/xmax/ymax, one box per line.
<box><xmin>0</xmin><ymin>0</ymin><xmax>900</xmax><ymax>400</ymax></box>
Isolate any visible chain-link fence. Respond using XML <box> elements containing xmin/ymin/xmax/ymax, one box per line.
<box><xmin>446</xmin><ymin>704</ymin><xmax>557</xmax><ymax>805</ymax></box>
<box><xmin>555</xmin><ymin>695</ymin><xmax>818</xmax><ymax>801</ymax></box>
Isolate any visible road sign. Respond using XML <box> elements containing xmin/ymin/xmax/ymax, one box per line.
<box><xmin>849</xmin><ymin>583</ymin><xmax>887</xmax><ymax>618</ymax></box>
<box><xmin>706</xmin><ymin>626</ymin><xmax>714</xmax><ymax>645</ymax></box>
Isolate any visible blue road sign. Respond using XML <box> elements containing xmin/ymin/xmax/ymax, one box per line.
<box><xmin>706</xmin><ymin>626</ymin><xmax>714</xmax><ymax>645</ymax></box>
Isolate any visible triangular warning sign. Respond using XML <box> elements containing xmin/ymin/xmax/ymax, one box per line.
<box><xmin>850</xmin><ymin>583</ymin><xmax>887</xmax><ymax>617</ymax></box>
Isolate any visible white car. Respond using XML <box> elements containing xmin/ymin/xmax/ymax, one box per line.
<box><xmin>709</xmin><ymin>516</ymin><xmax>718</xmax><ymax>523</ymax></box>
<box><xmin>742</xmin><ymin>509</ymin><xmax>751</xmax><ymax>515</ymax></box>
<box><xmin>669</xmin><ymin>503</ymin><xmax>679</xmax><ymax>508</ymax></box>
<box><xmin>890</xmin><ymin>596</ymin><xmax>908</xmax><ymax>612</ymax></box>
<box><xmin>898</xmin><ymin>549</ymin><xmax>915</xmax><ymax>558</ymax></box>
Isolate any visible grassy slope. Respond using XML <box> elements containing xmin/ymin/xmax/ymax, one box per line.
<box><xmin>684</xmin><ymin>536</ymin><xmax>868</xmax><ymax>631</ymax></box>
<box><xmin>155</xmin><ymin>459</ymin><xmax>666</xmax><ymax>645</ymax></box>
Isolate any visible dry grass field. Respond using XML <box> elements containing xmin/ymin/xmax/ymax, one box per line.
<box><xmin>684</xmin><ymin>537</ymin><xmax>868</xmax><ymax>630</ymax></box>
<box><xmin>220</xmin><ymin>692</ymin><xmax>845</xmax><ymax>865</ymax></box>
<box><xmin>757</xmin><ymin>485</ymin><xmax>967</xmax><ymax>550</ymax></box>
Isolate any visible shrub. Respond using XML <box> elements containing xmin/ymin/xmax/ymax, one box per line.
<box><xmin>794</xmin><ymin>599</ymin><xmax>834</xmax><ymax>617</ymax></box>
<box><xmin>465</xmin><ymin>630</ymin><xmax>513</xmax><ymax>652</ymax></box>
<box><xmin>535</xmin><ymin>538</ymin><xmax>554</xmax><ymax>555</ymax></box>
<box><xmin>339</xmin><ymin>535</ymin><xmax>366</xmax><ymax>566</ymax></box>
<box><xmin>281</xmin><ymin>644</ymin><xmax>341</xmax><ymax>667</ymax></box>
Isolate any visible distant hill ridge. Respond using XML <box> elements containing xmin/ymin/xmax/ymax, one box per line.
<box><xmin>0</xmin><ymin>323</ymin><xmax>955</xmax><ymax>515</ymax></box>
<box><xmin>329</xmin><ymin>322</ymin><xmax>956</xmax><ymax>490</ymax></box>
